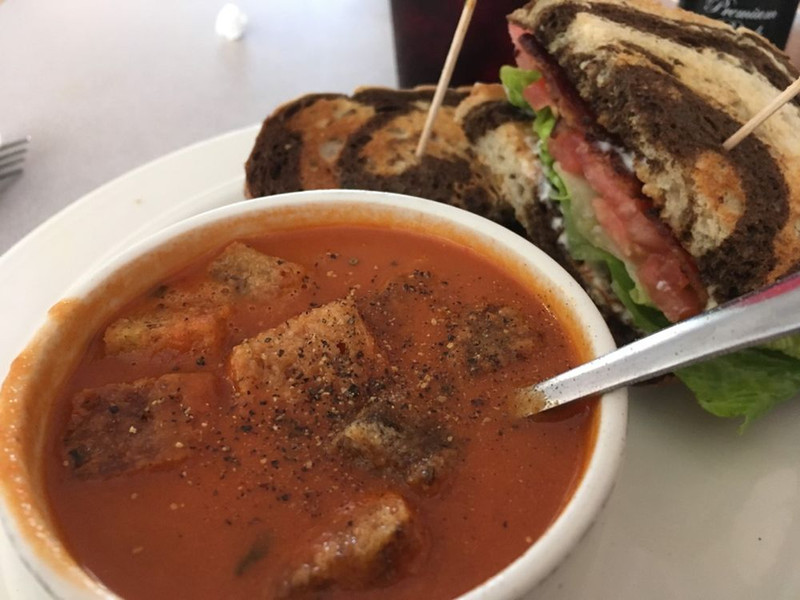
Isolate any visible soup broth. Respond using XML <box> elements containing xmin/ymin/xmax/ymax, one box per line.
<box><xmin>43</xmin><ymin>225</ymin><xmax>596</xmax><ymax>599</ymax></box>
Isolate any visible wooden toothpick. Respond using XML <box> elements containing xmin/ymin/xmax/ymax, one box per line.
<box><xmin>723</xmin><ymin>75</ymin><xmax>800</xmax><ymax>151</ymax></box>
<box><xmin>415</xmin><ymin>0</ymin><xmax>478</xmax><ymax>159</ymax></box>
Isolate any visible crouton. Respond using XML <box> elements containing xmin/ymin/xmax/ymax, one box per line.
<box><xmin>446</xmin><ymin>304</ymin><xmax>536</xmax><ymax>375</ymax></box>
<box><xmin>104</xmin><ymin>242</ymin><xmax>306</xmax><ymax>357</ymax></box>
<box><xmin>63</xmin><ymin>373</ymin><xmax>215</xmax><ymax>478</ymax></box>
<box><xmin>207</xmin><ymin>241</ymin><xmax>306</xmax><ymax>299</ymax></box>
<box><xmin>335</xmin><ymin>398</ymin><xmax>456</xmax><ymax>490</ymax></box>
<box><xmin>103</xmin><ymin>305</ymin><xmax>230</xmax><ymax>357</ymax></box>
<box><xmin>280</xmin><ymin>493</ymin><xmax>415</xmax><ymax>596</ymax></box>
<box><xmin>229</xmin><ymin>298</ymin><xmax>383</xmax><ymax>429</ymax></box>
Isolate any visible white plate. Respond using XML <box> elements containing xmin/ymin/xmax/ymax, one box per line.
<box><xmin>1</xmin><ymin>127</ymin><xmax>799</xmax><ymax>599</ymax></box>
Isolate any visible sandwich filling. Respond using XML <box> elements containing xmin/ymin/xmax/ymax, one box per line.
<box><xmin>508</xmin><ymin>25</ymin><xmax>707</xmax><ymax>326</ymax></box>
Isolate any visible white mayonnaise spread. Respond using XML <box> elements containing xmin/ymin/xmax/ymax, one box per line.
<box><xmin>594</xmin><ymin>140</ymin><xmax>635</xmax><ymax>173</ymax></box>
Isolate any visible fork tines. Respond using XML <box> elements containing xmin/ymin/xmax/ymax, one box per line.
<box><xmin>0</xmin><ymin>136</ymin><xmax>31</xmax><ymax>181</ymax></box>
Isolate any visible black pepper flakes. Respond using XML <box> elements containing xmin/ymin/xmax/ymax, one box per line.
<box><xmin>67</xmin><ymin>448</ymin><xmax>87</xmax><ymax>468</ymax></box>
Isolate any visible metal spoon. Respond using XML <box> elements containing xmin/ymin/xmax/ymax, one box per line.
<box><xmin>514</xmin><ymin>270</ymin><xmax>800</xmax><ymax>416</ymax></box>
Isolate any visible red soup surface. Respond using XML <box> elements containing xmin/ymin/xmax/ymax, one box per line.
<box><xmin>44</xmin><ymin>225</ymin><xmax>597</xmax><ymax>600</ymax></box>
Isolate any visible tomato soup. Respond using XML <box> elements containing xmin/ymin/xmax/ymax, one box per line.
<box><xmin>42</xmin><ymin>225</ymin><xmax>596</xmax><ymax>599</ymax></box>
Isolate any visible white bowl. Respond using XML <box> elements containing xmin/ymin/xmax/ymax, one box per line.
<box><xmin>0</xmin><ymin>189</ymin><xmax>627</xmax><ymax>600</ymax></box>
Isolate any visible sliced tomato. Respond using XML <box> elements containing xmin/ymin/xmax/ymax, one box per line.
<box><xmin>638</xmin><ymin>255</ymin><xmax>702</xmax><ymax>323</ymax></box>
<box><xmin>522</xmin><ymin>78</ymin><xmax>552</xmax><ymax>112</ymax></box>
<box><xmin>551</xmin><ymin>124</ymin><xmax>707</xmax><ymax>321</ymax></box>
<box><xmin>591</xmin><ymin>196</ymin><xmax>634</xmax><ymax>257</ymax></box>
<box><xmin>583</xmin><ymin>144</ymin><xmax>706</xmax><ymax>320</ymax></box>
<box><xmin>548</xmin><ymin>128</ymin><xmax>584</xmax><ymax>176</ymax></box>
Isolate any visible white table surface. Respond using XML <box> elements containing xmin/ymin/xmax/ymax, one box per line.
<box><xmin>0</xmin><ymin>0</ymin><xmax>398</xmax><ymax>254</ymax></box>
<box><xmin>2</xmin><ymin>2</ymin><xmax>800</xmax><ymax>600</ymax></box>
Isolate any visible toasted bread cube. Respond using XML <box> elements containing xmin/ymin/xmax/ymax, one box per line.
<box><xmin>229</xmin><ymin>298</ymin><xmax>382</xmax><ymax>426</ymax></box>
<box><xmin>447</xmin><ymin>304</ymin><xmax>536</xmax><ymax>375</ymax></box>
<box><xmin>104</xmin><ymin>242</ymin><xmax>305</xmax><ymax>357</ymax></box>
<box><xmin>207</xmin><ymin>241</ymin><xmax>306</xmax><ymax>299</ymax></box>
<box><xmin>63</xmin><ymin>373</ymin><xmax>215</xmax><ymax>478</ymax></box>
<box><xmin>335</xmin><ymin>400</ymin><xmax>455</xmax><ymax>490</ymax></box>
<box><xmin>281</xmin><ymin>493</ymin><xmax>415</xmax><ymax>595</ymax></box>
<box><xmin>104</xmin><ymin>305</ymin><xmax>229</xmax><ymax>356</ymax></box>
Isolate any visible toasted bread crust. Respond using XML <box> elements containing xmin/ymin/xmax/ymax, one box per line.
<box><xmin>509</xmin><ymin>0</ymin><xmax>800</xmax><ymax>302</ymax></box>
<box><xmin>245</xmin><ymin>93</ymin><xmax>364</xmax><ymax>197</ymax></box>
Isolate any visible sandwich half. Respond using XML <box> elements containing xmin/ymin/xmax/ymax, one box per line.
<box><xmin>246</xmin><ymin>85</ymin><xmax>525</xmax><ymax>232</ymax></box>
<box><xmin>503</xmin><ymin>0</ymin><xmax>800</xmax><ymax>423</ymax></box>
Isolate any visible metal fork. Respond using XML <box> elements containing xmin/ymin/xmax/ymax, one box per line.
<box><xmin>0</xmin><ymin>136</ymin><xmax>31</xmax><ymax>181</ymax></box>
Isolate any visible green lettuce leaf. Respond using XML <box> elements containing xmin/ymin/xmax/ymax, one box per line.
<box><xmin>500</xmin><ymin>64</ymin><xmax>800</xmax><ymax>426</ymax></box>
<box><xmin>533</xmin><ymin>106</ymin><xmax>557</xmax><ymax>143</ymax></box>
<box><xmin>499</xmin><ymin>65</ymin><xmax>540</xmax><ymax>114</ymax></box>
<box><xmin>676</xmin><ymin>349</ymin><xmax>800</xmax><ymax>429</ymax></box>
<box><xmin>763</xmin><ymin>334</ymin><xmax>800</xmax><ymax>360</ymax></box>
<box><xmin>533</xmin><ymin>108</ymin><xmax>568</xmax><ymax>200</ymax></box>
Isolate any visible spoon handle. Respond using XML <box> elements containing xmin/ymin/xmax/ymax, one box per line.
<box><xmin>516</xmin><ymin>271</ymin><xmax>800</xmax><ymax>416</ymax></box>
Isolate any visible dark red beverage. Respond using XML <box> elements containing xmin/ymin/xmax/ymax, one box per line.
<box><xmin>391</xmin><ymin>0</ymin><xmax>526</xmax><ymax>88</ymax></box>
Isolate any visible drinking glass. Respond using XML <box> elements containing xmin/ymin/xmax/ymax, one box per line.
<box><xmin>391</xmin><ymin>0</ymin><xmax>526</xmax><ymax>88</ymax></box>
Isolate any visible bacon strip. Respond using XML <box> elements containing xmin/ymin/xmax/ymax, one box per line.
<box><xmin>510</xmin><ymin>27</ymin><xmax>596</xmax><ymax>130</ymax></box>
